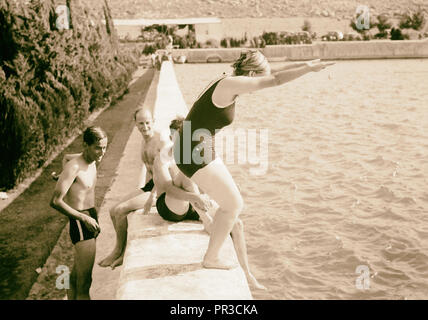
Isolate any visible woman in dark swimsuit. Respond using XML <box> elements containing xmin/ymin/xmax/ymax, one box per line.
<box><xmin>154</xmin><ymin>118</ymin><xmax>266</xmax><ymax>289</ymax></box>
<box><xmin>174</xmin><ymin>50</ymin><xmax>334</xmax><ymax>269</ymax></box>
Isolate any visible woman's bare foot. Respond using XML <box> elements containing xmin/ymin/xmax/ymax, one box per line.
<box><xmin>202</xmin><ymin>256</ymin><xmax>237</xmax><ymax>270</ymax></box>
<box><xmin>247</xmin><ymin>273</ymin><xmax>267</xmax><ymax>290</ymax></box>
<box><xmin>98</xmin><ymin>250</ymin><xmax>121</xmax><ymax>268</ymax></box>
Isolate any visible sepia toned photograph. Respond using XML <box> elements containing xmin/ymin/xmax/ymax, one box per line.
<box><xmin>0</xmin><ymin>0</ymin><xmax>427</xmax><ymax>304</ymax></box>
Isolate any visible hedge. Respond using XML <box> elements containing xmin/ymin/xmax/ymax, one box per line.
<box><xmin>0</xmin><ymin>0</ymin><xmax>139</xmax><ymax>190</ymax></box>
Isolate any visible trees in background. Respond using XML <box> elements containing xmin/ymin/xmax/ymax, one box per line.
<box><xmin>349</xmin><ymin>7</ymin><xmax>426</xmax><ymax>41</ymax></box>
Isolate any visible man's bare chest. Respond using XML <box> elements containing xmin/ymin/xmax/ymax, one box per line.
<box><xmin>74</xmin><ymin>166</ymin><xmax>96</xmax><ymax>190</ymax></box>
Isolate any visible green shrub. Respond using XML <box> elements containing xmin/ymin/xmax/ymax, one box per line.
<box><xmin>399</xmin><ymin>9</ymin><xmax>426</xmax><ymax>30</ymax></box>
<box><xmin>262</xmin><ymin>32</ymin><xmax>279</xmax><ymax>45</ymax></box>
<box><xmin>390</xmin><ymin>27</ymin><xmax>405</xmax><ymax>40</ymax></box>
<box><xmin>171</xmin><ymin>32</ymin><xmax>198</xmax><ymax>49</ymax></box>
<box><xmin>0</xmin><ymin>0</ymin><xmax>139</xmax><ymax>189</ymax></box>
<box><xmin>143</xmin><ymin>44</ymin><xmax>156</xmax><ymax>55</ymax></box>
<box><xmin>362</xmin><ymin>33</ymin><xmax>371</xmax><ymax>41</ymax></box>
<box><xmin>376</xmin><ymin>15</ymin><xmax>392</xmax><ymax>32</ymax></box>
<box><xmin>205</xmin><ymin>38</ymin><xmax>219</xmax><ymax>48</ymax></box>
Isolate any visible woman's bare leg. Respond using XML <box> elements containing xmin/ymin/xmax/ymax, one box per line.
<box><xmin>193</xmin><ymin>202</ymin><xmax>266</xmax><ymax>289</ymax></box>
<box><xmin>191</xmin><ymin>158</ymin><xmax>243</xmax><ymax>269</ymax></box>
<box><xmin>230</xmin><ymin>219</ymin><xmax>266</xmax><ymax>290</ymax></box>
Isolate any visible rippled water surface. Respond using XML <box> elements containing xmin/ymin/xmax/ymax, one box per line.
<box><xmin>174</xmin><ymin>60</ymin><xmax>428</xmax><ymax>299</ymax></box>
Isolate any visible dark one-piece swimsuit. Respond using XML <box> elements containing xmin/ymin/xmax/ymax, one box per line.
<box><xmin>174</xmin><ymin>77</ymin><xmax>235</xmax><ymax>178</ymax></box>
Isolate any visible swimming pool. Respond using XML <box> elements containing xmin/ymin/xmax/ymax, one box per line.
<box><xmin>174</xmin><ymin>59</ymin><xmax>428</xmax><ymax>299</ymax></box>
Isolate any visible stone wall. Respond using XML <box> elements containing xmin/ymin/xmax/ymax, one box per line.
<box><xmin>172</xmin><ymin>40</ymin><xmax>428</xmax><ymax>62</ymax></box>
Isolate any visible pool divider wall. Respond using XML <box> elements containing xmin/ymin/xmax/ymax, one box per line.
<box><xmin>172</xmin><ymin>40</ymin><xmax>428</xmax><ymax>63</ymax></box>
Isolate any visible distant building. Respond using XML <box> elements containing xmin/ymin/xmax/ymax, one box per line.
<box><xmin>111</xmin><ymin>17</ymin><xmax>222</xmax><ymax>43</ymax></box>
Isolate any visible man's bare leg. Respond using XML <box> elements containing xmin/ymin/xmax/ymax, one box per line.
<box><xmin>98</xmin><ymin>190</ymin><xmax>150</xmax><ymax>268</ymax></box>
<box><xmin>74</xmin><ymin>239</ymin><xmax>96</xmax><ymax>300</ymax></box>
<box><xmin>67</xmin><ymin>262</ymin><xmax>77</xmax><ymax>300</ymax></box>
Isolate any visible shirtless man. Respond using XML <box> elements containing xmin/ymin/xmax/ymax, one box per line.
<box><xmin>50</xmin><ymin>126</ymin><xmax>108</xmax><ymax>300</ymax></box>
<box><xmin>98</xmin><ymin>108</ymin><xmax>169</xmax><ymax>269</ymax></box>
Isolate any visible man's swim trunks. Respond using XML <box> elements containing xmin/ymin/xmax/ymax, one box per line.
<box><xmin>156</xmin><ymin>192</ymin><xmax>200</xmax><ymax>222</ymax></box>
<box><xmin>141</xmin><ymin>179</ymin><xmax>154</xmax><ymax>192</ymax></box>
<box><xmin>174</xmin><ymin>77</ymin><xmax>235</xmax><ymax>177</ymax></box>
<box><xmin>69</xmin><ymin>208</ymin><xmax>99</xmax><ymax>245</ymax></box>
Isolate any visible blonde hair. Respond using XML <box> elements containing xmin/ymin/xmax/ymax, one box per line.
<box><xmin>231</xmin><ymin>50</ymin><xmax>269</xmax><ymax>76</ymax></box>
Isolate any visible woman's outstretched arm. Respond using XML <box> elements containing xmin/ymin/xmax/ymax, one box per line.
<box><xmin>213</xmin><ymin>60</ymin><xmax>334</xmax><ymax>105</ymax></box>
<box><xmin>272</xmin><ymin>60</ymin><xmax>334</xmax><ymax>86</ymax></box>
<box><xmin>269</xmin><ymin>59</ymin><xmax>320</xmax><ymax>73</ymax></box>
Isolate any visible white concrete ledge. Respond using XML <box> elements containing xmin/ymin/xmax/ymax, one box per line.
<box><xmin>117</xmin><ymin>212</ymin><xmax>252</xmax><ymax>299</ymax></box>
<box><xmin>153</xmin><ymin>61</ymin><xmax>188</xmax><ymax>131</ymax></box>
<box><xmin>117</xmin><ymin>61</ymin><xmax>253</xmax><ymax>300</ymax></box>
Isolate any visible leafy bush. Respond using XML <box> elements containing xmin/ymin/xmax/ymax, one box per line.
<box><xmin>204</xmin><ymin>38</ymin><xmax>219</xmax><ymax>48</ymax></box>
<box><xmin>399</xmin><ymin>9</ymin><xmax>426</xmax><ymax>30</ymax></box>
<box><xmin>143</xmin><ymin>44</ymin><xmax>156</xmax><ymax>55</ymax></box>
<box><xmin>262</xmin><ymin>32</ymin><xmax>279</xmax><ymax>45</ymax></box>
<box><xmin>390</xmin><ymin>27</ymin><xmax>405</xmax><ymax>40</ymax></box>
<box><xmin>230</xmin><ymin>37</ymin><xmax>246</xmax><ymax>47</ymax></box>
<box><xmin>140</xmin><ymin>24</ymin><xmax>202</xmax><ymax>49</ymax></box>
<box><xmin>0</xmin><ymin>0</ymin><xmax>139</xmax><ymax>189</ymax></box>
<box><xmin>376</xmin><ymin>15</ymin><xmax>392</xmax><ymax>32</ymax></box>
<box><xmin>173</xmin><ymin>32</ymin><xmax>198</xmax><ymax>49</ymax></box>
<box><xmin>373</xmin><ymin>15</ymin><xmax>392</xmax><ymax>39</ymax></box>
